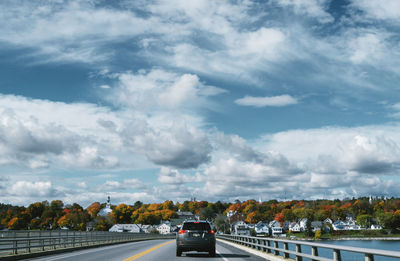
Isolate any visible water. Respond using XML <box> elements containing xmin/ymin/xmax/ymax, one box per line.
<box><xmin>276</xmin><ymin>240</ymin><xmax>400</xmax><ymax>261</ymax></box>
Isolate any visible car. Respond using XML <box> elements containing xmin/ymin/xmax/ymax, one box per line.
<box><xmin>176</xmin><ymin>220</ymin><xmax>216</xmax><ymax>257</ymax></box>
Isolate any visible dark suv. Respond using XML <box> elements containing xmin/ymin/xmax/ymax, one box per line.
<box><xmin>176</xmin><ymin>220</ymin><xmax>216</xmax><ymax>257</ymax></box>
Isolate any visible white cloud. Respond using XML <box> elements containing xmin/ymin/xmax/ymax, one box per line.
<box><xmin>9</xmin><ymin>181</ymin><xmax>55</xmax><ymax>197</ymax></box>
<box><xmin>277</xmin><ymin>0</ymin><xmax>334</xmax><ymax>23</ymax></box>
<box><xmin>235</xmin><ymin>95</ymin><xmax>298</xmax><ymax>107</ymax></box>
<box><xmin>157</xmin><ymin>167</ymin><xmax>201</xmax><ymax>185</ymax></box>
<box><xmin>351</xmin><ymin>0</ymin><xmax>400</xmax><ymax>21</ymax></box>
<box><xmin>110</xmin><ymin>69</ymin><xmax>225</xmax><ymax>112</ymax></box>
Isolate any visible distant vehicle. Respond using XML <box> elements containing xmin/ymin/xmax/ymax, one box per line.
<box><xmin>176</xmin><ymin>220</ymin><xmax>216</xmax><ymax>257</ymax></box>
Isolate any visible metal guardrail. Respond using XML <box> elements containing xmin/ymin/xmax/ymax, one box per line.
<box><xmin>217</xmin><ymin>234</ymin><xmax>400</xmax><ymax>261</ymax></box>
<box><xmin>0</xmin><ymin>230</ymin><xmax>174</xmax><ymax>257</ymax></box>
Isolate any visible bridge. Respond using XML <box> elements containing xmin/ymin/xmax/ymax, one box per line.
<box><xmin>1</xmin><ymin>231</ymin><xmax>400</xmax><ymax>260</ymax></box>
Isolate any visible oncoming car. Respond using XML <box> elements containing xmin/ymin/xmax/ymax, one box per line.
<box><xmin>176</xmin><ymin>220</ymin><xmax>216</xmax><ymax>257</ymax></box>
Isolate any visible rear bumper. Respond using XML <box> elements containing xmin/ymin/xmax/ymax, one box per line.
<box><xmin>176</xmin><ymin>239</ymin><xmax>215</xmax><ymax>252</ymax></box>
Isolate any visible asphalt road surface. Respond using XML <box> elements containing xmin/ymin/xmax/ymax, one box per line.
<box><xmin>24</xmin><ymin>239</ymin><xmax>268</xmax><ymax>261</ymax></box>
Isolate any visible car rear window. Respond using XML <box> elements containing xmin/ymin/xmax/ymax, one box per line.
<box><xmin>182</xmin><ymin>222</ymin><xmax>211</xmax><ymax>231</ymax></box>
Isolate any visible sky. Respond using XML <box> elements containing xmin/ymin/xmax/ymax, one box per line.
<box><xmin>1</xmin><ymin>0</ymin><xmax>400</xmax><ymax>207</ymax></box>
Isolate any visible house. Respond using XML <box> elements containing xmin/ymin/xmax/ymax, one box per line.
<box><xmin>139</xmin><ymin>224</ymin><xmax>154</xmax><ymax>233</ymax></box>
<box><xmin>157</xmin><ymin>222</ymin><xmax>172</xmax><ymax>234</ymax></box>
<box><xmin>332</xmin><ymin>220</ymin><xmax>346</xmax><ymax>231</ymax></box>
<box><xmin>255</xmin><ymin>221</ymin><xmax>269</xmax><ymax>236</ymax></box>
<box><xmin>371</xmin><ymin>224</ymin><xmax>382</xmax><ymax>230</ymax></box>
<box><xmin>177</xmin><ymin>210</ymin><xmax>197</xmax><ymax>220</ymax></box>
<box><xmin>311</xmin><ymin>221</ymin><xmax>323</xmax><ymax>232</ymax></box>
<box><xmin>299</xmin><ymin>218</ymin><xmax>308</xmax><ymax>232</ymax></box>
<box><xmin>109</xmin><ymin>224</ymin><xmax>143</xmax><ymax>233</ymax></box>
<box><xmin>231</xmin><ymin>221</ymin><xmax>250</xmax><ymax>235</ymax></box>
<box><xmin>269</xmin><ymin>220</ymin><xmax>282</xmax><ymax>236</ymax></box>
<box><xmin>289</xmin><ymin>222</ymin><xmax>301</xmax><ymax>233</ymax></box>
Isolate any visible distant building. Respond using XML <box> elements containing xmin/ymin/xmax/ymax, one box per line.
<box><xmin>231</xmin><ymin>221</ymin><xmax>250</xmax><ymax>235</ymax></box>
<box><xmin>177</xmin><ymin>210</ymin><xmax>197</xmax><ymax>220</ymax></box>
<box><xmin>109</xmin><ymin>224</ymin><xmax>143</xmax><ymax>233</ymax></box>
<box><xmin>255</xmin><ymin>221</ymin><xmax>270</xmax><ymax>236</ymax></box>
<box><xmin>98</xmin><ymin>196</ymin><xmax>113</xmax><ymax>217</ymax></box>
<box><xmin>157</xmin><ymin>222</ymin><xmax>172</xmax><ymax>234</ymax></box>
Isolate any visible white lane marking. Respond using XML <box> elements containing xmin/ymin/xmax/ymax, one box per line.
<box><xmin>216</xmin><ymin>249</ymin><xmax>229</xmax><ymax>261</ymax></box>
<box><xmin>28</xmin><ymin>240</ymin><xmax>162</xmax><ymax>261</ymax></box>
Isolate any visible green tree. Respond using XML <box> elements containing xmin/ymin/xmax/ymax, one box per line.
<box><xmin>356</xmin><ymin>214</ymin><xmax>373</xmax><ymax>228</ymax></box>
<box><xmin>214</xmin><ymin>214</ymin><xmax>229</xmax><ymax>234</ymax></box>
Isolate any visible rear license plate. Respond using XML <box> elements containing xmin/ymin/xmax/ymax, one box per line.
<box><xmin>192</xmin><ymin>233</ymin><xmax>200</xmax><ymax>237</ymax></box>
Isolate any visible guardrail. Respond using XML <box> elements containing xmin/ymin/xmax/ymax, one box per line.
<box><xmin>217</xmin><ymin>234</ymin><xmax>400</xmax><ymax>261</ymax></box>
<box><xmin>0</xmin><ymin>230</ymin><xmax>174</xmax><ymax>257</ymax></box>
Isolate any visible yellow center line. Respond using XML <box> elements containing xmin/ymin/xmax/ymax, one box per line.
<box><xmin>123</xmin><ymin>240</ymin><xmax>175</xmax><ymax>261</ymax></box>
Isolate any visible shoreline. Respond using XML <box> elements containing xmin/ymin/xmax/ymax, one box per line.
<box><xmin>287</xmin><ymin>236</ymin><xmax>400</xmax><ymax>241</ymax></box>
<box><xmin>323</xmin><ymin>237</ymin><xmax>400</xmax><ymax>241</ymax></box>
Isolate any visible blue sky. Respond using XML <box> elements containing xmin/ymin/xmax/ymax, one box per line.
<box><xmin>1</xmin><ymin>0</ymin><xmax>400</xmax><ymax>207</ymax></box>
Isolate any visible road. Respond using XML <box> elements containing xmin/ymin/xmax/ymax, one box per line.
<box><xmin>23</xmin><ymin>239</ymin><xmax>267</xmax><ymax>261</ymax></box>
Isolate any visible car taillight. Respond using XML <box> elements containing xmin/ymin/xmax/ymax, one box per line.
<box><xmin>178</xmin><ymin>229</ymin><xmax>187</xmax><ymax>234</ymax></box>
<box><xmin>208</xmin><ymin>230</ymin><xmax>215</xmax><ymax>234</ymax></box>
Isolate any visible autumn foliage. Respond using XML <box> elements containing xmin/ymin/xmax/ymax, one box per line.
<box><xmin>1</xmin><ymin>197</ymin><xmax>400</xmax><ymax>231</ymax></box>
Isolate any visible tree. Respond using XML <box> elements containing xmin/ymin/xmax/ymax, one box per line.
<box><xmin>8</xmin><ymin>217</ymin><xmax>26</xmax><ymax>230</ymax></box>
<box><xmin>356</xmin><ymin>214</ymin><xmax>373</xmax><ymax>228</ymax></box>
<box><xmin>113</xmin><ymin>204</ymin><xmax>134</xmax><ymax>224</ymax></box>
<box><xmin>305</xmin><ymin>219</ymin><xmax>313</xmax><ymax>237</ymax></box>
<box><xmin>214</xmin><ymin>214</ymin><xmax>229</xmax><ymax>234</ymax></box>
<box><xmin>86</xmin><ymin>202</ymin><xmax>101</xmax><ymax>218</ymax></box>
<box><xmin>200</xmin><ymin>206</ymin><xmax>216</xmax><ymax>221</ymax></box>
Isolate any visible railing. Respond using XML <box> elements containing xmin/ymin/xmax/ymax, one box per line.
<box><xmin>0</xmin><ymin>230</ymin><xmax>174</xmax><ymax>257</ymax></box>
<box><xmin>217</xmin><ymin>234</ymin><xmax>400</xmax><ymax>261</ymax></box>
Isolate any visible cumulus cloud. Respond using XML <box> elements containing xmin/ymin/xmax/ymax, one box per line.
<box><xmin>121</xmin><ymin>120</ymin><xmax>212</xmax><ymax>169</ymax></box>
<box><xmin>351</xmin><ymin>0</ymin><xmax>400</xmax><ymax>21</ymax></box>
<box><xmin>0</xmin><ymin>95</ymin><xmax>121</xmax><ymax>169</ymax></box>
<box><xmin>97</xmin><ymin>179</ymin><xmax>146</xmax><ymax>191</ymax></box>
<box><xmin>277</xmin><ymin>0</ymin><xmax>334</xmax><ymax>23</ymax></box>
<box><xmin>8</xmin><ymin>181</ymin><xmax>57</xmax><ymax>197</ymax></box>
<box><xmin>110</xmin><ymin>69</ymin><xmax>225</xmax><ymax>111</ymax></box>
<box><xmin>235</xmin><ymin>95</ymin><xmax>298</xmax><ymax>107</ymax></box>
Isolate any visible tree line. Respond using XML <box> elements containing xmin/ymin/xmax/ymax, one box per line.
<box><xmin>1</xmin><ymin>197</ymin><xmax>399</xmax><ymax>232</ymax></box>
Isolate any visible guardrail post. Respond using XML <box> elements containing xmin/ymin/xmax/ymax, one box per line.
<box><xmin>312</xmin><ymin>246</ymin><xmax>319</xmax><ymax>261</ymax></box>
<box><xmin>284</xmin><ymin>242</ymin><xmax>289</xmax><ymax>258</ymax></box>
<box><xmin>266</xmin><ymin>240</ymin><xmax>271</xmax><ymax>253</ymax></box>
<box><xmin>296</xmin><ymin>244</ymin><xmax>303</xmax><ymax>261</ymax></box>
<box><xmin>333</xmin><ymin>249</ymin><xmax>342</xmax><ymax>261</ymax></box>
<box><xmin>262</xmin><ymin>239</ymin><xmax>267</xmax><ymax>252</ymax></box>
<box><xmin>274</xmin><ymin>241</ymin><xmax>279</xmax><ymax>255</ymax></box>
<box><xmin>13</xmin><ymin>239</ymin><xmax>17</xmax><ymax>255</ymax></box>
<box><xmin>73</xmin><ymin>231</ymin><xmax>76</xmax><ymax>247</ymax></box>
<box><xmin>365</xmin><ymin>254</ymin><xmax>374</xmax><ymax>261</ymax></box>
<box><xmin>28</xmin><ymin>231</ymin><xmax>31</xmax><ymax>253</ymax></box>
<box><xmin>41</xmin><ymin>231</ymin><xmax>44</xmax><ymax>251</ymax></box>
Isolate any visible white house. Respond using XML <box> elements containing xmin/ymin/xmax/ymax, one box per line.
<box><xmin>232</xmin><ymin>221</ymin><xmax>250</xmax><ymax>235</ymax></box>
<box><xmin>269</xmin><ymin>221</ymin><xmax>282</xmax><ymax>236</ymax></box>
<box><xmin>255</xmin><ymin>221</ymin><xmax>270</xmax><ymax>236</ymax></box>
<box><xmin>371</xmin><ymin>224</ymin><xmax>382</xmax><ymax>230</ymax></box>
<box><xmin>109</xmin><ymin>224</ymin><xmax>143</xmax><ymax>233</ymax></box>
<box><xmin>299</xmin><ymin>218</ymin><xmax>308</xmax><ymax>231</ymax></box>
<box><xmin>289</xmin><ymin>222</ymin><xmax>301</xmax><ymax>233</ymax></box>
<box><xmin>157</xmin><ymin>222</ymin><xmax>172</xmax><ymax>234</ymax></box>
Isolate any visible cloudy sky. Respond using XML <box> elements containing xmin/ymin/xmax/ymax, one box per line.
<box><xmin>1</xmin><ymin>0</ymin><xmax>400</xmax><ymax>207</ymax></box>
